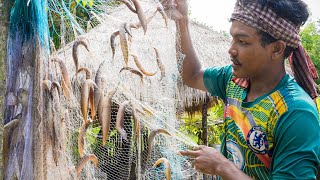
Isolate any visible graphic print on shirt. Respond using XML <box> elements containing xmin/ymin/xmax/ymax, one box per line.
<box><xmin>225</xmin><ymin>97</ymin><xmax>271</xmax><ymax>168</ymax></box>
<box><xmin>246</xmin><ymin>126</ymin><xmax>268</xmax><ymax>154</ymax></box>
<box><xmin>226</xmin><ymin>98</ymin><xmax>270</xmax><ymax>154</ymax></box>
<box><xmin>226</xmin><ymin>140</ymin><xmax>245</xmax><ymax>170</ymax></box>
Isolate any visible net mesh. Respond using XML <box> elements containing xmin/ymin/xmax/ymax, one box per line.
<box><xmin>5</xmin><ymin>0</ymin><xmax>231</xmax><ymax>179</ymax></box>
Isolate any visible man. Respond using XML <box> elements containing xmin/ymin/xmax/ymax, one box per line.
<box><xmin>165</xmin><ymin>0</ymin><xmax>320</xmax><ymax>179</ymax></box>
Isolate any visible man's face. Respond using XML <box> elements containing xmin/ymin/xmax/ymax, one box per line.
<box><xmin>228</xmin><ymin>21</ymin><xmax>274</xmax><ymax>79</ymax></box>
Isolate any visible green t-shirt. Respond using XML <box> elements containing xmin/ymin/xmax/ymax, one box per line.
<box><xmin>204</xmin><ymin>65</ymin><xmax>320</xmax><ymax>179</ymax></box>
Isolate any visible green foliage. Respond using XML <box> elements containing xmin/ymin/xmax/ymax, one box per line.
<box><xmin>207</xmin><ymin>102</ymin><xmax>224</xmax><ymax>145</ymax></box>
<box><xmin>76</xmin><ymin>0</ymin><xmax>95</xmax><ymax>7</ymax></box>
<box><xmin>86</xmin><ymin>126</ymin><xmax>101</xmax><ymax>145</ymax></box>
<box><xmin>47</xmin><ymin>0</ymin><xmax>122</xmax><ymax>50</ymax></box>
<box><xmin>48</xmin><ymin>0</ymin><xmax>108</xmax><ymax>49</ymax></box>
<box><xmin>300</xmin><ymin>20</ymin><xmax>320</xmax><ymax>84</ymax></box>
<box><xmin>180</xmin><ymin>100</ymin><xmax>224</xmax><ymax>146</ymax></box>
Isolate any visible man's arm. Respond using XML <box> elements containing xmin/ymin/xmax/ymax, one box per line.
<box><xmin>174</xmin><ymin>0</ymin><xmax>207</xmax><ymax>91</ymax></box>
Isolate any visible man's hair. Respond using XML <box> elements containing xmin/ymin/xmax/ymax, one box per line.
<box><xmin>246</xmin><ymin>0</ymin><xmax>310</xmax><ymax>58</ymax></box>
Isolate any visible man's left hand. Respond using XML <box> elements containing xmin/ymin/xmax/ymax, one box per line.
<box><xmin>179</xmin><ymin>145</ymin><xmax>230</xmax><ymax>175</ymax></box>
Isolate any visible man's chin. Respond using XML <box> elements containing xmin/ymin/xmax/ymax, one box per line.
<box><xmin>232</xmin><ymin>69</ymin><xmax>239</xmax><ymax>77</ymax></box>
<box><xmin>232</xmin><ymin>70</ymin><xmax>247</xmax><ymax>78</ymax></box>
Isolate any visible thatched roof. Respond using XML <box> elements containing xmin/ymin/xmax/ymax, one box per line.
<box><xmin>55</xmin><ymin>1</ymin><xmax>231</xmax><ymax>113</ymax></box>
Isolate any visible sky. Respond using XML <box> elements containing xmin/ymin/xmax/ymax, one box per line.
<box><xmin>189</xmin><ymin>0</ymin><xmax>320</xmax><ymax>32</ymax></box>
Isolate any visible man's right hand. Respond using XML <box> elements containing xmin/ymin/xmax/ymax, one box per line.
<box><xmin>160</xmin><ymin>0</ymin><xmax>188</xmax><ymax>20</ymax></box>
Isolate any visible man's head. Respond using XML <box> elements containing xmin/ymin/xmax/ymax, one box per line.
<box><xmin>228</xmin><ymin>0</ymin><xmax>310</xmax><ymax>79</ymax></box>
<box><xmin>232</xmin><ymin>0</ymin><xmax>310</xmax><ymax>56</ymax></box>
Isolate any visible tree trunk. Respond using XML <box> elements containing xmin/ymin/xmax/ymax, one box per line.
<box><xmin>201</xmin><ymin>94</ymin><xmax>210</xmax><ymax>180</ymax></box>
<box><xmin>0</xmin><ymin>0</ymin><xmax>13</xmax><ymax>179</ymax></box>
<box><xmin>202</xmin><ymin>94</ymin><xmax>210</xmax><ymax>146</ymax></box>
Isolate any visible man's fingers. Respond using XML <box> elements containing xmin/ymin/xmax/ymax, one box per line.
<box><xmin>192</xmin><ymin>160</ymin><xmax>196</xmax><ymax>168</ymax></box>
<box><xmin>193</xmin><ymin>145</ymin><xmax>208</xmax><ymax>151</ymax></box>
<box><xmin>191</xmin><ymin>159</ymin><xmax>200</xmax><ymax>172</ymax></box>
<box><xmin>178</xmin><ymin>145</ymin><xmax>206</xmax><ymax>157</ymax></box>
<box><xmin>160</xmin><ymin>0</ymin><xmax>184</xmax><ymax>20</ymax></box>
<box><xmin>193</xmin><ymin>146</ymin><xmax>201</xmax><ymax>150</ymax></box>
<box><xmin>179</xmin><ymin>150</ymin><xmax>198</xmax><ymax>157</ymax></box>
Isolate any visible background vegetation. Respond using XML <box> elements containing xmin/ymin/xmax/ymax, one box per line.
<box><xmin>180</xmin><ymin>100</ymin><xmax>224</xmax><ymax>146</ymax></box>
<box><xmin>300</xmin><ymin>20</ymin><xmax>320</xmax><ymax>84</ymax></box>
<box><xmin>49</xmin><ymin>0</ymin><xmax>120</xmax><ymax>49</ymax></box>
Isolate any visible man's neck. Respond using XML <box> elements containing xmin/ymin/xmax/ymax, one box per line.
<box><xmin>245</xmin><ymin>70</ymin><xmax>286</xmax><ymax>102</ymax></box>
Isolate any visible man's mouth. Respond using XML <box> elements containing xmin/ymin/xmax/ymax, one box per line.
<box><xmin>231</xmin><ymin>58</ymin><xmax>241</xmax><ymax>65</ymax></box>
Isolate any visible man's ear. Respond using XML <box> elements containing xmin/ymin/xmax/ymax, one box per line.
<box><xmin>272</xmin><ymin>40</ymin><xmax>286</xmax><ymax>59</ymax></box>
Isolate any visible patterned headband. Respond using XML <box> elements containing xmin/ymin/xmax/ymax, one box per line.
<box><xmin>230</xmin><ymin>0</ymin><xmax>301</xmax><ymax>48</ymax></box>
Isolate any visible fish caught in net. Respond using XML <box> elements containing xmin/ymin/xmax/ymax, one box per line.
<box><xmin>4</xmin><ymin>0</ymin><xmax>230</xmax><ymax>179</ymax></box>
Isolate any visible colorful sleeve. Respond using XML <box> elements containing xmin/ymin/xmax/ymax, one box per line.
<box><xmin>270</xmin><ymin>109</ymin><xmax>320</xmax><ymax>179</ymax></box>
<box><xmin>203</xmin><ymin>65</ymin><xmax>232</xmax><ymax>100</ymax></box>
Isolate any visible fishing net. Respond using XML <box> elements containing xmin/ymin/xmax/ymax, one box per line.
<box><xmin>4</xmin><ymin>0</ymin><xmax>231</xmax><ymax>179</ymax></box>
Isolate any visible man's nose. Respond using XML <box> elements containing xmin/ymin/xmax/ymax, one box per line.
<box><xmin>228</xmin><ymin>43</ymin><xmax>237</xmax><ymax>58</ymax></box>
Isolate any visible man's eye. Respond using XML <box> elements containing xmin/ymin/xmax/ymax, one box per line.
<box><xmin>239</xmin><ymin>40</ymin><xmax>247</xmax><ymax>45</ymax></box>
